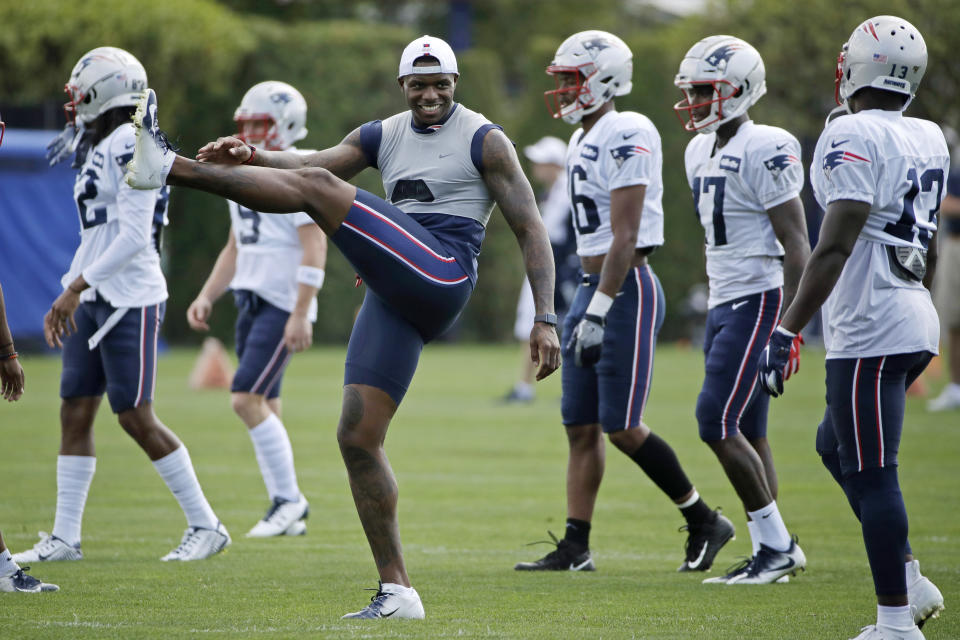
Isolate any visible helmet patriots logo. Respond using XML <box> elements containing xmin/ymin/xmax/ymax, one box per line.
<box><xmin>610</xmin><ymin>144</ymin><xmax>649</xmax><ymax>168</ymax></box>
<box><xmin>270</xmin><ymin>92</ymin><xmax>293</xmax><ymax>105</ymax></box>
<box><xmin>582</xmin><ymin>38</ymin><xmax>611</xmax><ymax>57</ymax></box>
<box><xmin>763</xmin><ymin>153</ymin><xmax>799</xmax><ymax>178</ymax></box>
<box><xmin>705</xmin><ymin>44</ymin><xmax>743</xmax><ymax>68</ymax></box>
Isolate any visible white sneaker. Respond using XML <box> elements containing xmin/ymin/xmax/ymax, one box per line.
<box><xmin>124</xmin><ymin>88</ymin><xmax>175</xmax><ymax>190</ymax></box>
<box><xmin>927</xmin><ymin>385</ymin><xmax>960</xmax><ymax>412</ymax></box>
<box><xmin>161</xmin><ymin>522</ymin><xmax>230</xmax><ymax>561</ymax></box>
<box><xmin>341</xmin><ymin>582</ymin><xmax>425</xmax><ymax>619</ymax></box>
<box><xmin>849</xmin><ymin>623</ymin><xmax>924</xmax><ymax>639</ymax></box>
<box><xmin>246</xmin><ymin>495</ymin><xmax>309</xmax><ymax>538</ymax></box>
<box><xmin>0</xmin><ymin>567</ymin><xmax>60</xmax><ymax>593</ymax></box>
<box><xmin>10</xmin><ymin>532</ymin><xmax>82</xmax><ymax>563</ymax></box>
<box><xmin>906</xmin><ymin>560</ymin><xmax>944</xmax><ymax>627</ymax></box>
<box><xmin>726</xmin><ymin>539</ymin><xmax>806</xmax><ymax>584</ymax></box>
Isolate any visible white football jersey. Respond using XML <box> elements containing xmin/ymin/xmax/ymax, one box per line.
<box><xmin>229</xmin><ymin>203</ymin><xmax>318</xmax><ymax>321</ymax></box>
<box><xmin>62</xmin><ymin>123</ymin><xmax>169</xmax><ymax>307</ymax></box>
<box><xmin>811</xmin><ymin>109</ymin><xmax>946</xmax><ymax>359</ymax></box>
<box><xmin>684</xmin><ymin>121</ymin><xmax>803</xmax><ymax>308</ymax></box>
<box><xmin>565</xmin><ymin>110</ymin><xmax>664</xmax><ymax>257</ymax></box>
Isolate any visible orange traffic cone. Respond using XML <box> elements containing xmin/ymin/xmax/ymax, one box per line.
<box><xmin>188</xmin><ymin>337</ymin><xmax>234</xmax><ymax>390</ymax></box>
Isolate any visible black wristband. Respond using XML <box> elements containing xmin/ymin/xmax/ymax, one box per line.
<box><xmin>584</xmin><ymin>313</ymin><xmax>606</xmax><ymax>327</ymax></box>
<box><xmin>533</xmin><ymin>313</ymin><xmax>558</xmax><ymax>326</ymax></box>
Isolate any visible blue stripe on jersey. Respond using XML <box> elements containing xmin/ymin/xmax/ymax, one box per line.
<box><xmin>470</xmin><ymin>124</ymin><xmax>504</xmax><ymax>175</ymax></box>
<box><xmin>359</xmin><ymin>120</ymin><xmax>382</xmax><ymax>169</ymax></box>
<box><xmin>407</xmin><ymin>211</ymin><xmax>485</xmax><ymax>284</ymax></box>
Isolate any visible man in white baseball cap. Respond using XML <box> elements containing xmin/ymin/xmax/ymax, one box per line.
<box><xmin>127</xmin><ymin>33</ymin><xmax>560</xmax><ymax>619</ymax></box>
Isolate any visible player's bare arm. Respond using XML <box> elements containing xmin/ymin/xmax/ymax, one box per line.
<box><xmin>767</xmin><ymin>196</ymin><xmax>811</xmax><ymax>310</ymax></box>
<box><xmin>780</xmin><ymin>199</ymin><xmax>869</xmax><ymax>333</ymax></box>
<box><xmin>481</xmin><ymin>128</ymin><xmax>560</xmax><ymax>379</ymax></box>
<box><xmin>197</xmin><ymin>128</ymin><xmax>369</xmax><ymax>181</ymax></box>
<box><xmin>187</xmin><ymin>231</ymin><xmax>238</xmax><ymax>332</ymax></box>
<box><xmin>0</xmin><ymin>282</ymin><xmax>25</xmax><ymax>401</ymax></box>
<box><xmin>597</xmin><ymin>184</ymin><xmax>645</xmax><ymax>296</ymax></box>
<box><xmin>284</xmin><ymin>223</ymin><xmax>327</xmax><ymax>352</ymax></box>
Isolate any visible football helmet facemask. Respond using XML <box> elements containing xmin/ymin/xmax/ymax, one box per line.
<box><xmin>545</xmin><ymin>30</ymin><xmax>633</xmax><ymax>125</ymax></box>
<box><xmin>673</xmin><ymin>35</ymin><xmax>766</xmax><ymax>134</ymax></box>
<box><xmin>234</xmin><ymin>81</ymin><xmax>308</xmax><ymax>151</ymax></box>
<box><xmin>65</xmin><ymin>47</ymin><xmax>147</xmax><ymax>126</ymax></box>
<box><xmin>834</xmin><ymin>15</ymin><xmax>926</xmax><ymax>110</ymax></box>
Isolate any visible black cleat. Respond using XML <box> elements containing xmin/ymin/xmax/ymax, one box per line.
<box><xmin>515</xmin><ymin>531</ymin><xmax>595</xmax><ymax>571</ymax></box>
<box><xmin>677</xmin><ymin>509</ymin><xmax>735</xmax><ymax>572</ymax></box>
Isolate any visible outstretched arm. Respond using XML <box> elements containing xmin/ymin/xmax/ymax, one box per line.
<box><xmin>196</xmin><ymin>128</ymin><xmax>369</xmax><ymax>180</ymax></box>
<box><xmin>482</xmin><ymin>128</ymin><xmax>560</xmax><ymax>380</ymax></box>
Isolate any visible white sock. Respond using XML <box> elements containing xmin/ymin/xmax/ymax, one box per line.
<box><xmin>877</xmin><ymin>604</ymin><xmax>913</xmax><ymax>630</ymax></box>
<box><xmin>746</xmin><ymin>501</ymin><xmax>792</xmax><ymax>552</ymax></box>
<box><xmin>746</xmin><ymin>519</ymin><xmax>761</xmax><ymax>556</ymax></box>
<box><xmin>0</xmin><ymin>549</ymin><xmax>17</xmax><ymax>577</ymax></box>
<box><xmin>52</xmin><ymin>455</ymin><xmax>96</xmax><ymax>547</ymax></box>
<box><xmin>248</xmin><ymin>414</ymin><xmax>301</xmax><ymax>503</ymax></box>
<box><xmin>152</xmin><ymin>446</ymin><xmax>218</xmax><ymax>530</ymax></box>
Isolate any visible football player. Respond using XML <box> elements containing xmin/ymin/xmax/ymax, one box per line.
<box><xmin>673</xmin><ymin>36</ymin><xmax>809</xmax><ymax>584</ymax></box>
<box><xmin>124</xmin><ymin>35</ymin><xmax>560</xmax><ymax>619</ymax></box>
<box><xmin>758</xmin><ymin>16</ymin><xmax>945</xmax><ymax>639</ymax></box>
<box><xmin>187</xmin><ymin>81</ymin><xmax>326</xmax><ymax>538</ymax></box>
<box><xmin>515</xmin><ymin>30</ymin><xmax>733</xmax><ymax>574</ymax></box>
<box><xmin>16</xmin><ymin>47</ymin><xmax>230</xmax><ymax>565</ymax></box>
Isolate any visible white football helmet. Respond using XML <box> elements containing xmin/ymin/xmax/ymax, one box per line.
<box><xmin>673</xmin><ymin>36</ymin><xmax>766</xmax><ymax>134</ymax></box>
<box><xmin>65</xmin><ymin>47</ymin><xmax>147</xmax><ymax>125</ymax></box>
<box><xmin>234</xmin><ymin>81</ymin><xmax>308</xmax><ymax>151</ymax></box>
<box><xmin>835</xmin><ymin>15</ymin><xmax>926</xmax><ymax>110</ymax></box>
<box><xmin>545</xmin><ymin>30</ymin><xmax>633</xmax><ymax>125</ymax></box>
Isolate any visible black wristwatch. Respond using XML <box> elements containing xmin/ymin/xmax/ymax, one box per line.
<box><xmin>533</xmin><ymin>313</ymin><xmax>558</xmax><ymax>326</ymax></box>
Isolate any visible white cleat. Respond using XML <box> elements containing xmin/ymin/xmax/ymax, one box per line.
<box><xmin>246</xmin><ymin>495</ymin><xmax>309</xmax><ymax>538</ymax></box>
<box><xmin>0</xmin><ymin>568</ymin><xmax>60</xmax><ymax>593</ymax></box>
<box><xmin>726</xmin><ymin>539</ymin><xmax>806</xmax><ymax>584</ymax></box>
<box><xmin>849</xmin><ymin>623</ymin><xmax>924</xmax><ymax>639</ymax></box>
<box><xmin>124</xmin><ymin>88</ymin><xmax>174</xmax><ymax>190</ymax></box>
<box><xmin>341</xmin><ymin>582</ymin><xmax>425</xmax><ymax>619</ymax></box>
<box><xmin>10</xmin><ymin>532</ymin><xmax>82</xmax><ymax>563</ymax></box>
<box><xmin>907</xmin><ymin>560</ymin><xmax>944</xmax><ymax>628</ymax></box>
<box><xmin>161</xmin><ymin>522</ymin><xmax>230</xmax><ymax>561</ymax></box>
<box><xmin>926</xmin><ymin>385</ymin><xmax>960</xmax><ymax>412</ymax></box>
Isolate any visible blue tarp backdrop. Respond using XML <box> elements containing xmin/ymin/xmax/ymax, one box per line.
<box><xmin>0</xmin><ymin>129</ymin><xmax>79</xmax><ymax>341</ymax></box>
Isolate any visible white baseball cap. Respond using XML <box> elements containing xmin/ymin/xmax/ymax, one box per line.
<box><xmin>523</xmin><ymin>136</ymin><xmax>567</xmax><ymax>166</ymax></box>
<box><xmin>398</xmin><ymin>35</ymin><xmax>459</xmax><ymax>78</ymax></box>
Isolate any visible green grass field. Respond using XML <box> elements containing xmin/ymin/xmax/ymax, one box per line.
<box><xmin>1</xmin><ymin>344</ymin><xmax>956</xmax><ymax>639</ymax></box>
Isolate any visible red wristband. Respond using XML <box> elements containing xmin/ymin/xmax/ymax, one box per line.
<box><xmin>0</xmin><ymin>351</ymin><xmax>17</xmax><ymax>361</ymax></box>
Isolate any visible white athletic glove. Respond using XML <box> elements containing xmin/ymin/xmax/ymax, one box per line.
<box><xmin>572</xmin><ymin>314</ymin><xmax>605</xmax><ymax>367</ymax></box>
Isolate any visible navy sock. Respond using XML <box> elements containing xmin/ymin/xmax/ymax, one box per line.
<box><xmin>564</xmin><ymin>518</ymin><xmax>591</xmax><ymax>548</ymax></box>
<box><xmin>846</xmin><ymin>466</ymin><xmax>909</xmax><ymax>596</ymax></box>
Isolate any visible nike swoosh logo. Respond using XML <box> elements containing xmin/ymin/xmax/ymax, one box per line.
<box><xmin>569</xmin><ymin>558</ymin><xmax>593</xmax><ymax>570</ymax></box>
<box><xmin>622</xmin><ymin>132</ymin><xmax>638</xmax><ymax>140</ymax></box>
<box><xmin>761</xmin><ymin>512</ymin><xmax>771</xmax><ymax>518</ymax></box>
<box><xmin>769</xmin><ymin>558</ymin><xmax>795</xmax><ymax>572</ymax></box>
<box><xmin>830</xmin><ymin>139</ymin><xmax>849</xmax><ymax>148</ymax></box>
<box><xmin>125</xmin><ymin>142</ymin><xmax>136</xmax><ymax>149</ymax></box>
<box><xmin>381</xmin><ymin>608</ymin><xmax>400</xmax><ymax>617</ymax></box>
<box><xmin>615</xmin><ymin>291</ymin><xmax>625</xmax><ymax>297</ymax></box>
<box><xmin>439</xmin><ymin>153</ymin><xmax>453</xmax><ymax>158</ymax></box>
<box><xmin>731</xmin><ymin>301</ymin><xmax>748</xmax><ymax>310</ymax></box>
<box><xmin>686</xmin><ymin>542</ymin><xmax>709</xmax><ymax>569</ymax></box>
<box><xmin>776</xmin><ymin>143</ymin><xmax>788</xmax><ymax>150</ymax></box>
<box><xmin>37</xmin><ymin>553</ymin><xmax>52</xmax><ymax>561</ymax></box>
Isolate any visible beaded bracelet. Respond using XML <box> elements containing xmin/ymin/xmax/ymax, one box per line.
<box><xmin>241</xmin><ymin>144</ymin><xmax>257</xmax><ymax>165</ymax></box>
<box><xmin>0</xmin><ymin>351</ymin><xmax>17</xmax><ymax>361</ymax></box>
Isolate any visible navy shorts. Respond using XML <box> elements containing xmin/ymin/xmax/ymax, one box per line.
<box><xmin>231</xmin><ymin>290</ymin><xmax>291</xmax><ymax>399</ymax></box>
<box><xmin>815</xmin><ymin>351</ymin><xmax>932</xmax><ymax>477</ymax></box>
<box><xmin>332</xmin><ymin>189</ymin><xmax>474</xmax><ymax>404</ymax></box>
<box><xmin>61</xmin><ymin>298</ymin><xmax>165</xmax><ymax>413</ymax></box>
<box><xmin>696</xmin><ymin>288</ymin><xmax>782</xmax><ymax>441</ymax></box>
<box><xmin>561</xmin><ymin>265</ymin><xmax>665</xmax><ymax>433</ymax></box>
